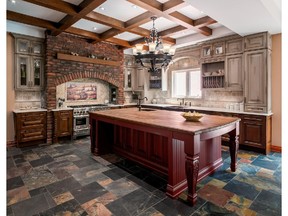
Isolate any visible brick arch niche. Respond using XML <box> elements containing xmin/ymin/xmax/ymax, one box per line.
<box><xmin>45</xmin><ymin>33</ymin><xmax>124</xmax><ymax>144</ymax></box>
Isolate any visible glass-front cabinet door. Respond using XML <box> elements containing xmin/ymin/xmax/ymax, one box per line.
<box><xmin>32</xmin><ymin>57</ymin><xmax>43</xmax><ymax>88</ymax></box>
<box><xmin>31</xmin><ymin>41</ymin><xmax>43</xmax><ymax>55</ymax></box>
<box><xmin>16</xmin><ymin>55</ymin><xmax>30</xmax><ymax>89</ymax></box>
<box><xmin>16</xmin><ymin>39</ymin><xmax>30</xmax><ymax>54</ymax></box>
<box><xmin>15</xmin><ymin>55</ymin><xmax>43</xmax><ymax>90</ymax></box>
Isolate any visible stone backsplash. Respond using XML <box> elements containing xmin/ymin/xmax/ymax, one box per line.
<box><xmin>14</xmin><ymin>91</ymin><xmax>43</xmax><ymax>109</ymax></box>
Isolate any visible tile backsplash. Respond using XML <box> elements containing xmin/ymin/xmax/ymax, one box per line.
<box><xmin>56</xmin><ymin>78</ymin><xmax>110</xmax><ymax>108</ymax></box>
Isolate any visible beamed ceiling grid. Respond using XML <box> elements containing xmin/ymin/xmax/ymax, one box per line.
<box><xmin>7</xmin><ymin>0</ymin><xmax>218</xmax><ymax>49</ymax></box>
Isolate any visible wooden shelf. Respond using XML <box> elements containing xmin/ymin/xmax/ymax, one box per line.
<box><xmin>57</xmin><ymin>53</ymin><xmax>121</xmax><ymax>67</ymax></box>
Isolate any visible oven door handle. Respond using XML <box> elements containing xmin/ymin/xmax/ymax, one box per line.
<box><xmin>74</xmin><ymin>115</ymin><xmax>89</xmax><ymax>118</ymax></box>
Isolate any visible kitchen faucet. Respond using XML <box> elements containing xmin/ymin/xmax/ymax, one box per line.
<box><xmin>177</xmin><ymin>98</ymin><xmax>185</xmax><ymax>106</ymax></box>
<box><xmin>138</xmin><ymin>97</ymin><xmax>148</xmax><ymax>111</ymax></box>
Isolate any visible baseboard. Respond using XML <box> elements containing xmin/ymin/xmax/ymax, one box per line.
<box><xmin>7</xmin><ymin>140</ymin><xmax>16</xmax><ymax>147</ymax></box>
<box><xmin>271</xmin><ymin>145</ymin><xmax>282</xmax><ymax>153</ymax></box>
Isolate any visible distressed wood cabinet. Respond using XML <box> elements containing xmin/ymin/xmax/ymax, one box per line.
<box><xmin>124</xmin><ymin>55</ymin><xmax>144</xmax><ymax>91</ymax></box>
<box><xmin>13</xmin><ymin>111</ymin><xmax>47</xmax><ymax>147</ymax></box>
<box><xmin>244</xmin><ymin>49</ymin><xmax>271</xmax><ymax>113</ymax></box>
<box><xmin>53</xmin><ymin>109</ymin><xmax>73</xmax><ymax>143</ymax></box>
<box><xmin>226</xmin><ymin>38</ymin><xmax>243</xmax><ymax>55</ymax></box>
<box><xmin>225</xmin><ymin>54</ymin><xmax>243</xmax><ymax>90</ymax></box>
<box><xmin>244</xmin><ymin>32</ymin><xmax>272</xmax><ymax>51</ymax></box>
<box><xmin>13</xmin><ymin>34</ymin><xmax>44</xmax><ymax>91</ymax></box>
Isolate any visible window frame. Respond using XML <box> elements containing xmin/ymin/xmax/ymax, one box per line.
<box><xmin>171</xmin><ymin>68</ymin><xmax>202</xmax><ymax>99</ymax></box>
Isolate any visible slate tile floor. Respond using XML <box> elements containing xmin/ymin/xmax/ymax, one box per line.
<box><xmin>7</xmin><ymin>137</ymin><xmax>281</xmax><ymax>216</ymax></box>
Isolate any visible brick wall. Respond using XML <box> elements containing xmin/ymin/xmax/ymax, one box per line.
<box><xmin>45</xmin><ymin>33</ymin><xmax>124</xmax><ymax>144</ymax></box>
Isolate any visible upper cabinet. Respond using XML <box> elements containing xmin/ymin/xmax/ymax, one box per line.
<box><xmin>244</xmin><ymin>32</ymin><xmax>272</xmax><ymax>51</ymax></box>
<box><xmin>124</xmin><ymin>55</ymin><xmax>144</xmax><ymax>91</ymax></box>
<box><xmin>225</xmin><ymin>54</ymin><xmax>243</xmax><ymax>90</ymax></box>
<box><xmin>201</xmin><ymin>41</ymin><xmax>225</xmax><ymax>61</ymax></box>
<box><xmin>226</xmin><ymin>38</ymin><xmax>244</xmax><ymax>55</ymax></box>
<box><xmin>13</xmin><ymin>34</ymin><xmax>44</xmax><ymax>91</ymax></box>
<box><xmin>16</xmin><ymin>37</ymin><xmax>44</xmax><ymax>56</ymax></box>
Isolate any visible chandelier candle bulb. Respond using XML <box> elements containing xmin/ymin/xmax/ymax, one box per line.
<box><xmin>133</xmin><ymin>16</ymin><xmax>174</xmax><ymax>73</ymax></box>
<box><xmin>149</xmin><ymin>43</ymin><xmax>156</xmax><ymax>53</ymax></box>
<box><xmin>135</xmin><ymin>44</ymin><xmax>143</xmax><ymax>54</ymax></box>
<box><xmin>163</xmin><ymin>44</ymin><xmax>171</xmax><ymax>54</ymax></box>
<box><xmin>169</xmin><ymin>48</ymin><xmax>175</xmax><ymax>55</ymax></box>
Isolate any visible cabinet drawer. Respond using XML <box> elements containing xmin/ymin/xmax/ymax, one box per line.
<box><xmin>244</xmin><ymin>106</ymin><xmax>267</xmax><ymax>113</ymax></box>
<box><xmin>19</xmin><ymin>128</ymin><xmax>46</xmax><ymax>142</ymax></box>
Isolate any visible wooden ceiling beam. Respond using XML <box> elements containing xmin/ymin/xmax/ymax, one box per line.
<box><xmin>22</xmin><ymin>0</ymin><xmax>78</xmax><ymax>15</ymax></box>
<box><xmin>125</xmin><ymin>11</ymin><xmax>154</xmax><ymax>29</ymax></box>
<box><xmin>51</xmin><ymin>0</ymin><xmax>107</xmax><ymax>36</ymax></box>
<box><xmin>169</xmin><ymin>11</ymin><xmax>212</xmax><ymax>36</ymax></box>
<box><xmin>85</xmin><ymin>11</ymin><xmax>125</xmax><ymax>29</ymax></box>
<box><xmin>194</xmin><ymin>16</ymin><xmax>217</xmax><ymax>28</ymax></box>
<box><xmin>162</xmin><ymin>0</ymin><xmax>188</xmax><ymax>14</ymax></box>
<box><xmin>66</xmin><ymin>27</ymin><xmax>101</xmax><ymax>41</ymax></box>
<box><xmin>127</xmin><ymin>0</ymin><xmax>213</xmax><ymax>36</ymax></box>
<box><xmin>105</xmin><ymin>38</ymin><xmax>132</xmax><ymax>48</ymax></box>
<box><xmin>7</xmin><ymin>10</ymin><xmax>58</xmax><ymax>31</ymax></box>
<box><xmin>158</xmin><ymin>25</ymin><xmax>187</xmax><ymax>37</ymax></box>
<box><xmin>100</xmin><ymin>28</ymin><xmax>123</xmax><ymax>40</ymax></box>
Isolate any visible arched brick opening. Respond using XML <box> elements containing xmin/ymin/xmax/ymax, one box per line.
<box><xmin>45</xmin><ymin>33</ymin><xmax>125</xmax><ymax>144</ymax></box>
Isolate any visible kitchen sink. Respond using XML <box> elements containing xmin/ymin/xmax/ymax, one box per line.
<box><xmin>165</xmin><ymin>105</ymin><xmax>185</xmax><ymax>110</ymax></box>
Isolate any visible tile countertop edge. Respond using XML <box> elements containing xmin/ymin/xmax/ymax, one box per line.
<box><xmin>13</xmin><ymin>108</ymin><xmax>48</xmax><ymax>113</ymax></box>
<box><xmin>142</xmin><ymin>104</ymin><xmax>273</xmax><ymax>116</ymax></box>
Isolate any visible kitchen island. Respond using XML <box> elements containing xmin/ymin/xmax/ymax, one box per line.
<box><xmin>89</xmin><ymin>108</ymin><xmax>240</xmax><ymax>205</ymax></box>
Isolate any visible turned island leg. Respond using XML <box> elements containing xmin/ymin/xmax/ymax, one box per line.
<box><xmin>228</xmin><ymin>123</ymin><xmax>239</xmax><ymax>172</ymax></box>
<box><xmin>184</xmin><ymin>134</ymin><xmax>200</xmax><ymax>205</ymax></box>
<box><xmin>185</xmin><ymin>154</ymin><xmax>200</xmax><ymax>205</ymax></box>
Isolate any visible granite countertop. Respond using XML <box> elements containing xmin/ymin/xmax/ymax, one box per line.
<box><xmin>13</xmin><ymin>108</ymin><xmax>48</xmax><ymax>113</ymax></box>
<box><xmin>142</xmin><ymin>103</ymin><xmax>273</xmax><ymax>116</ymax></box>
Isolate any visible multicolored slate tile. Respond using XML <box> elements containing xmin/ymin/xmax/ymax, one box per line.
<box><xmin>6</xmin><ymin>137</ymin><xmax>282</xmax><ymax>215</ymax></box>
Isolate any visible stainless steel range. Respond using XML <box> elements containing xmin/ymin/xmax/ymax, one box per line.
<box><xmin>68</xmin><ymin>104</ymin><xmax>109</xmax><ymax>139</ymax></box>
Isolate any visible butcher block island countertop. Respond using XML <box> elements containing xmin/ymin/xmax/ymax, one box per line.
<box><xmin>89</xmin><ymin>108</ymin><xmax>240</xmax><ymax>206</ymax></box>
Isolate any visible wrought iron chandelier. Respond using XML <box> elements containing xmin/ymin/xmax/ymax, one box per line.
<box><xmin>133</xmin><ymin>16</ymin><xmax>175</xmax><ymax>73</ymax></box>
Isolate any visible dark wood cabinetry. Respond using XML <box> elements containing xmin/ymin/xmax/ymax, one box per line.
<box><xmin>240</xmin><ymin>115</ymin><xmax>271</xmax><ymax>154</ymax></box>
<box><xmin>53</xmin><ymin>109</ymin><xmax>73</xmax><ymax>143</ymax></box>
<box><xmin>13</xmin><ymin>111</ymin><xmax>47</xmax><ymax>147</ymax></box>
<box><xmin>142</xmin><ymin>105</ymin><xmax>272</xmax><ymax>154</ymax></box>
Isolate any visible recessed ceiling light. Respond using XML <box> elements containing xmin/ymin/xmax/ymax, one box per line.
<box><xmin>200</xmin><ymin>11</ymin><xmax>204</xmax><ymax>14</ymax></box>
<box><xmin>131</xmin><ymin>5</ymin><xmax>137</xmax><ymax>9</ymax></box>
<box><xmin>10</xmin><ymin>0</ymin><xmax>16</xmax><ymax>4</ymax></box>
<box><xmin>93</xmin><ymin>27</ymin><xmax>97</xmax><ymax>30</ymax></box>
<box><xmin>99</xmin><ymin>6</ymin><xmax>105</xmax><ymax>10</ymax></box>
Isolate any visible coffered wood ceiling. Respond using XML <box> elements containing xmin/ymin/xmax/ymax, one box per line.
<box><xmin>6</xmin><ymin>0</ymin><xmax>281</xmax><ymax>49</ymax></box>
<box><xmin>6</xmin><ymin>0</ymin><xmax>218</xmax><ymax>49</ymax></box>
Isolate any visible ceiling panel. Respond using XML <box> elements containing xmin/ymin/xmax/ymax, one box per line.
<box><xmin>72</xmin><ymin>19</ymin><xmax>111</xmax><ymax>34</ymax></box>
<box><xmin>177</xmin><ymin>5</ymin><xmax>205</xmax><ymax>20</ymax></box>
<box><xmin>93</xmin><ymin>0</ymin><xmax>147</xmax><ymax>22</ymax></box>
<box><xmin>170</xmin><ymin>29</ymin><xmax>197</xmax><ymax>39</ymax></box>
<box><xmin>140</xmin><ymin>17</ymin><xmax>178</xmax><ymax>32</ymax></box>
<box><xmin>114</xmin><ymin>32</ymin><xmax>142</xmax><ymax>41</ymax></box>
<box><xmin>7</xmin><ymin>0</ymin><xmax>66</xmax><ymax>22</ymax></box>
<box><xmin>208</xmin><ymin>23</ymin><xmax>223</xmax><ymax>29</ymax></box>
<box><xmin>62</xmin><ymin>0</ymin><xmax>83</xmax><ymax>5</ymax></box>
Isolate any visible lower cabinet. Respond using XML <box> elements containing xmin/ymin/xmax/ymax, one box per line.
<box><xmin>53</xmin><ymin>109</ymin><xmax>73</xmax><ymax>143</ymax></box>
<box><xmin>13</xmin><ymin>111</ymin><xmax>47</xmax><ymax>147</ymax></box>
<box><xmin>240</xmin><ymin>114</ymin><xmax>271</xmax><ymax>154</ymax></box>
